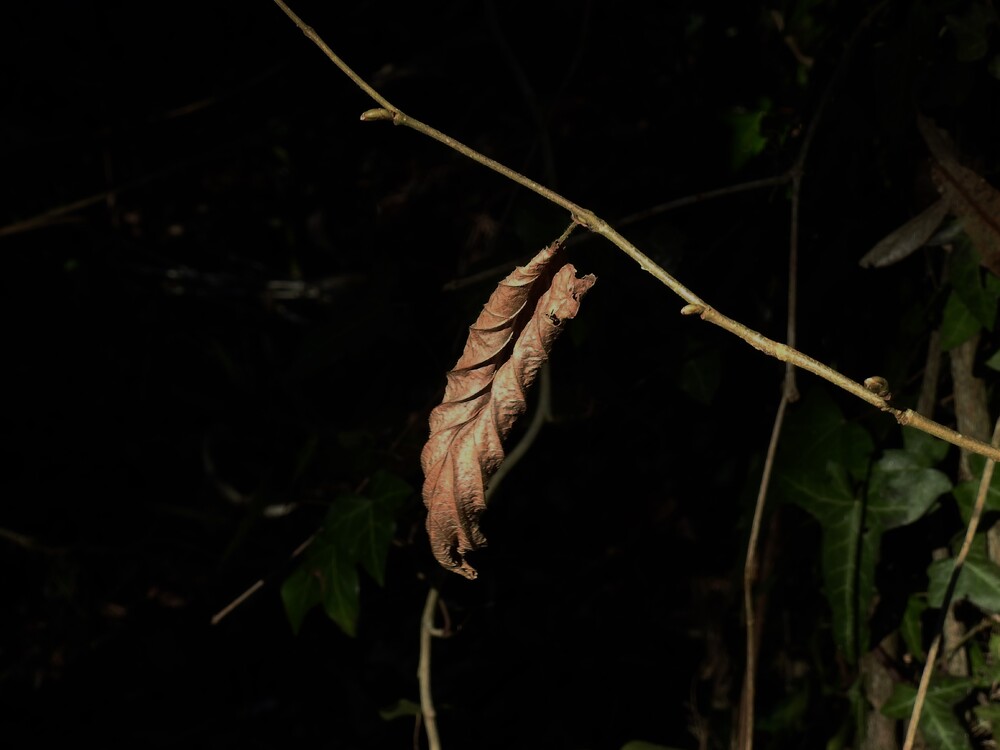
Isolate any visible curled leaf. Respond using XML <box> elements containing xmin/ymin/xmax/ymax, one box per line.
<box><xmin>420</xmin><ymin>243</ymin><xmax>596</xmax><ymax>578</ymax></box>
<box><xmin>918</xmin><ymin>114</ymin><xmax>1000</xmax><ymax>276</ymax></box>
<box><xmin>859</xmin><ymin>198</ymin><xmax>948</xmax><ymax>268</ymax></box>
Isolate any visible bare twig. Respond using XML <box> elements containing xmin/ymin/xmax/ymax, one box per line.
<box><xmin>210</xmin><ymin>531</ymin><xmax>315</xmax><ymax>625</ymax></box>
<box><xmin>903</xmin><ymin>415</ymin><xmax>1000</xmax><ymax>750</ymax></box>
<box><xmin>614</xmin><ymin>174</ymin><xmax>791</xmax><ymax>230</ymax></box>
<box><xmin>270</xmin><ymin>0</ymin><xmax>1000</xmax><ymax>464</ymax></box>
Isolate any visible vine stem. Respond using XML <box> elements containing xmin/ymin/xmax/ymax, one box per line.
<box><xmin>270</xmin><ymin>0</ymin><xmax>1000</xmax><ymax>464</ymax></box>
<box><xmin>419</xmin><ymin>586</ymin><xmax>442</xmax><ymax>750</ymax></box>
<box><xmin>903</xmin><ymin>415</ymin><xmax>1000</xmax><ymax>750</ymax></box>
<box><xmin>738</xmin><ymin>393</ymin><xmax>790</xmax><ymax>748</ymax></box>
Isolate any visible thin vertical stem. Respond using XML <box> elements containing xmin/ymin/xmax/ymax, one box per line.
<box><xmin>419</xmin><ymin>587</ymin><xmax>442</xmax><ymax>750</ymax></box>
<box><xmin>903</xmin><ymin>416</ymin><xmax>1000</xmax><ymax>749</ymax></box>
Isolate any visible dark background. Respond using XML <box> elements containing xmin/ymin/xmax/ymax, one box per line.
<box><xmin>2</xmin><ymin>1</ymin><xmax>997</xmax><ymax>748</ymax></box>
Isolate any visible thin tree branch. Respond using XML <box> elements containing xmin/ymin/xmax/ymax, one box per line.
<box><xmin>738</xmin><ymin>392</ymin><xmax>790</xmax><ymax>748</ymax></box>
<box><xmin>270</xmin><ymin>1</ymin><xmax>1000</xmax><ymax>465</ymax></box>
<box><xmin>613</xmin><ymin>174</ymin><xmax>792</xmax><ymax>230</ymax></box>
<box><xmin>903</xmin><ymin>415</ymin><xmax>1000</xmax><ymax>750</ymax></box>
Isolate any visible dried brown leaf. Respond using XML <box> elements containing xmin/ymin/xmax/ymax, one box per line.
<box><xmin>918</xmin><ymin>115</ymin><xmax>1000</xmax><ymax>275</ymax></box>
<box><xmin>420</xmin><ymin>243</ymin><xmax>596</xmax><ymax>579</ymax></box>
<box><xmin>859</xmin><ymin>198</ymin><xmax>948</xmax><ymax>268</ymax></box>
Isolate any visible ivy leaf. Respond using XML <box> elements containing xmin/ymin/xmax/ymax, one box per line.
<box><xmin>951</xmin><ymin>479</ymin><xmax>1000</xmax><ymax>525</ymax></box>
<box><xmin>368</xmin><ymin>469</ymin><xmax>413</xmax><ymax>511</ymax></box>
<box><xmin>985</xmin><ymin>346</ymin><xmax>1000</xmax><ymax>371</ymax></box>
<box><xmin>902</xmin><ymin>426</ymin><xmax>951</xmax><ymax>465</ymax></box>
<box><xmin>281</xmin><ymin>564</ymin><xmax>323</xmax><ymax>636</ymax></box>
<box><xmin>281</xmin><ymin>539</ymin><xmax>360</xmax><ymax>636</ymax></box>
<box><xmin>727</xmin><ymin>99</ymin><xmax>770</xmax><ymax>171</ymax></box>
<box><xmin>949</xmin><ymin>240</ymin><xmax>998</xmax><ymax>330</ymax></box>
<box><xmin>928</xmin><ymin>535</ymin><xmax>1000</xmax><ymax>613</ymax></box>
<box><xmin>901</xmin><ymin>594</ymin><xmax>928</xmax><ymax>662</ymax></box>
<box><xmin>776</xmin><ymin>387</ymin><xmax>873</xmax><ymax>483</ymax></box>
<box><xmin>326</xmin><ymin>495</ymin><xmax>396</xmax><ymax>587</ymax></box>
<box><xmin>421</xmin><ymin>241</ymin><xmax>596</xmax><ymax>579</ymax></box>
<box><xmin>281</xmin><ymin>471</ymin><xmax>412</xmax><ymax>635</ymax></box>
<box><xmin>882</xmin><ymin>679</ymin><xmax>975</xmax><ymax>750</ymax></box>
<box><xmin>867</xmin><ymin>450</ymin><xmax>952</xmax><ymax>529</ymax></box>
<box><xmin>782</xmin><ymin>462</ymin><xmax>873</xmax><ymax>663</ymax></box>
<box><xmin>940</xmin><ymin>291</ymin><xmax>981</xmax><ymax>351</ymax></box>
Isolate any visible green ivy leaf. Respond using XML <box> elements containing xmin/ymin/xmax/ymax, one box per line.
<box><xmin>902</xmin><ymin>426</ymin><xmax>951</xmax><ymax>466</ymax></box>
<box><xmin>776</xmin><ymin>387</ymin><xmax>873</xmax><ymax>484</ymax></box>
<box><xmin>901</xmin><ymin>594</ymin><xmax>928</xmax><ymax>662</ymax></box>
<box><xmin>727</xmin><ymin>99</ymin><xmax>770</xmax><ymax>170</ymax></box>
<box><xmin>755</xmin><ymin>679</ymin><xmax>809</xmax><ymax>733</ymax></box>
<box><xmin>882</xmin><ymin>679</ymin><xmax>975</xmax><ymax>750</ymax></box>
<box><xmin>952</xmin><ymin>479</ymin><xmax>1000</xmax><ymax>525</ymax></box>
<box><xmin>367</xmin><ymin>469</ymin><xmax>414</xmax><ymax>511</ymax></box>
<box><xmin>281</xmin><ymin>471</ymin><xmax>412</xmax><ymax>636</ymax></box>
<box><xmin>782</xmin><ymin>463</ymin><xmax>873</xmax><ymax>662</ymax></box>
<box><xmin>280</xmin><ymin>564</ymin><xmax>324</xmax><ymax>636</ymax></box>
<box><xmin>967</xmin><ymin>639</ymin><xmax>1000</xmax><ymax>688</ymax></box>
<box><xmin>928</xmin><ymin>535</ymin><xmax>1000</xmax><ymax>613</ymax></box>
<box><xmin>867</xmin><ymin>450</ymin><xmax>951</xmax><ymax>529</ymax></box>
<box><xmin>984</xmin><ymin>347</ymin><xmax>1000</xmax><ymax>371</ymax></box>
<box><xmin>949</xmin><ymin>241</ymin><xmax>998</xmax><ymax>331</ymax></box>
<box><xmin>940</xmin><ymin>291</ymin><xmax>981</xmax><ymax>351</ymax></box>
<box><xmin>282</xmin><ymin>533</ymin><xmax>361</xmax><ymax>636</ymax></box>
<box><xmin>967</xmin><ymin>454</ymin><xmax>1000</xmax><ymax>488</ymax></box>
<box><xmin>326</xmin><ymin>494</ymin><xmax>396</xmax><ymax>587</ymax></box>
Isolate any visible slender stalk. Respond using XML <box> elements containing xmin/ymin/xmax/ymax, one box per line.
<box><xmin>903</xmin><ymin>416</ymin><xmax>1000</xmax><ymax>750</ymax></box>
<box><xmin>613</xmin><ymin>174</ymin><xmax>792</xmax><ymax>230</ymax></box>
<box><xmin>419</xmin><ymin>586</ymin><xmax>442</xmax><ymax>750</ymax></box>
<box><xmin>738</xmin><ymin>393</ymin><xmax>790</xmax><ymax>748</ymax></box>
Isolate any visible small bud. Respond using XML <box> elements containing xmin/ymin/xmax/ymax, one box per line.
<box><xmin>863</xmin><ymin>376</ymin><xmax>891</xmax><ymax>399</ymax></box>
<box><xmin>680</xmin><ymin>303</ymin><xmax>704</xmax><ymax>316</ymax></box>
<box><xmin>360</xmin><ymin>107</ymin><xmax>394</xmax><ymax>121</ymax></box>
